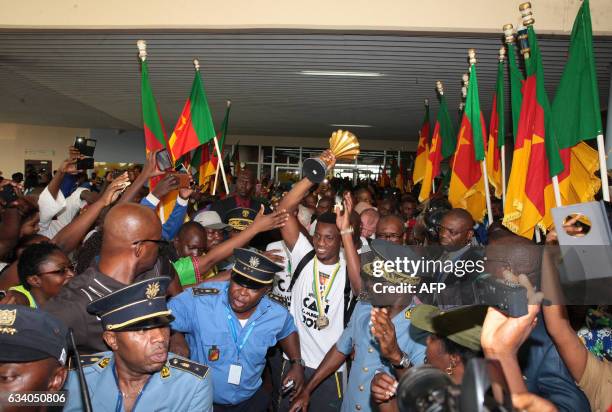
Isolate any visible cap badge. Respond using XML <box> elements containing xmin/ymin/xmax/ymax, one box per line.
<box><xmin>249</xmin><ymin>256</ymin><xmax>260</xmax><ymax>268</ymax></box>
<box><xmin>146</xmin><ymin>282</ymin><xmax>160</xmax><ymax>300</ymax></box>
<box><xmin>0</xmin><ymin>309</ymin><xmax>17</xmax><ymax>335</ymax></box>
<box><xmin>242</xmin><ymin>210</ymin><xmax>250</xmax><ymax>218</ymax></box>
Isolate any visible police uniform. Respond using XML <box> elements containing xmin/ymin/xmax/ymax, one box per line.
<box><xmin>169</xmin><ymin>249</ymin><xmax>298</xmax><ymax>410</ymax></box>
<box><xmin>62</xmin><ymin>277</ymin><xmax>213</xmax><ymax>412</ymax></box>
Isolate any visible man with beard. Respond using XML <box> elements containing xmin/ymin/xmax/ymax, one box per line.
<box><xmin>63</xmin><ymin>277</ymin><xmax>212</xmax><ymax>412</ymax></box>
<box><xmin>169</xmin><ymin>249</ymin><xmax>303</xmax><ymax>412</ymax></box>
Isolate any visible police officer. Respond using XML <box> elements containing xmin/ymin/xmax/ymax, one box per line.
<box><xmin>169</xmin><ymin>248</ymin><xmax>304</xmax><ymax>412</ymax></box>
<box><xmin>63</xmin><ymin>277</ymin><xmax>213</xmax><ymax>412</ymax></box>
<box><xmin>0</xmin><ymin>305</ymin><xmax>69</xmax><ymax>412</ymax></box>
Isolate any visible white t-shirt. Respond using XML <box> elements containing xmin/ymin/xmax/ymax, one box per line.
<box><xmin>288</xmin><ymin>233</ymin><xmax>346</xmax><ymax>369</ymax></box>
<box><xmin>266</xmin><ymin>240</ymin><xmax>292</xmax><ymax>303</ymax></box>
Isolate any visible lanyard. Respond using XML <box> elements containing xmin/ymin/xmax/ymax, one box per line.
<box><xmin>312</xmin><ymin>257</ymin><xmax>340</xmax><ymax>317</ymax></box>
<box><xmin>224</xmin><ymin>306</ymin><xmax>256</xmax><ymax>359</ymax></box>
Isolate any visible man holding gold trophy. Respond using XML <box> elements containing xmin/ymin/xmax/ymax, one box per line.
<box><xmin>274</xmin><ymin>130</ymin><xmax>361</xmax><ymax>411</ymax></box>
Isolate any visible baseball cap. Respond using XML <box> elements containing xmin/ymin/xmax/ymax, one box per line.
<box><xmin>0</xmin><ymin>305</ymin><xmax>68</xmax><ymax>366</ymax></box>
<box><xmin>194</xmin><ymin>211</ymin><xmax>231</xmax><ymax>230</ymax></box>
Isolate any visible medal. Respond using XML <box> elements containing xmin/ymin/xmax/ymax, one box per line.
<box><xmin>312</xmin><ymin>257</ymin><xmax>340</xmax><ymax>331</ymax></box>
<box><xmin>316</xmin><ymin>315</ymin><xmax>330</xmax><ymax>329</ymax></box>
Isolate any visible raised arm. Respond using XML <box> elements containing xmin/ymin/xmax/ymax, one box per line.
<box><xmin>119</xmin><ymin>150</ymin><xmax>165</xmax><ymax>204</ymax></box>
<box><xmin>279</xmin><ymin>149</ymin><xmax>335</xmax><ymax>250</ymax></box>
<box><xmin>53</xmin><ymin>174</ymin><xmax>130</xmax><ymax>253</ymax></box>
<box><xmin>195</xmin><ymin>206</ymin><xmax>289</xmax><ymax>274</ymax></box>
<box><xmin>336</xmin><ymin>192</ymin><xmax>361</xmax><ymax>294</ymax></box>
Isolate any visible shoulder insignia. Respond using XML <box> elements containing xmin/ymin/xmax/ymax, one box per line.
<box><xmin>70</xmin><ymin>354</ymin><xmax>109</xmax><ymax>370</ymax></box>
<box><xmin>169</xmin><ymin>357</ymin><xmax>210</xmax><ymax>379</ymax></box>
<box><xmin>192</xmin><ymin>287</ymin><xmax>219</xmax><ymax>296</ymax></box>
<box><xmin>266</xmin><ymin>292</ymin><xmax>288</xmax><ymax>308</ymax></box>
<box><xmin>405</xmin><ymin>308</ymin><xmax>412</xmax><ymax>320</ymax></box>
<box><xmin>160</xmin><ymin>365</ymin><xmax>171</xmax><ymax>379</ymax></box>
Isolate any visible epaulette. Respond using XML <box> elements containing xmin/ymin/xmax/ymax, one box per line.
<box><xmin>169</xmin><ymin>356</ymin><xmax>210</xmax><ymax>379</ymax></box>
<box><xmin>267</xmin><ymin>292</ymin><xmax>289</xmax><ymax>308</ymax></box>
<box><xmin>192</xmin><ymin>287</ymin><xmax>219</xmax><ymax>296</ymax></box>
<box><xmin>69</xmin><ymin>354</ymin><xmax>110</xmax><ymax>370</ymax></box>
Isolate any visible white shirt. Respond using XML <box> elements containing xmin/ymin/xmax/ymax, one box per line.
<box><xmin>38</xmin><ymin>187</ymin><xmax>89</xmax><ymax>239</ymax></box>
<box><xmin>288</xmin><ymin>233</ymin><xmax>346</xmax><ymax>369</ymax></box>
<box><xmin>266</xmin><ymin>240</ymin><xmax>292</xmax><ymax>304</ymax></box>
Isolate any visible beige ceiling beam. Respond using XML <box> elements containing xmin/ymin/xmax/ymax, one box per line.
<box><xmin>1</xmin><ymin>0</ymin><xmax>611</xmax><ymax>36</ymax></box>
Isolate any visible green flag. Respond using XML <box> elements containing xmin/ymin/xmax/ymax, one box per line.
<box><xmin>507</xmin><ymin>42</ymin><xmax>524</xmax><ymax>143</ymax></box>
<box><xmin>439</xmin><ymin>94</ymin><xmax>457</xmax><ymax>159</ymax></box>
<box><xmin>552</xmin><ymin>0</ymin><xmax>602</xmax><ymax>147</ymax></box>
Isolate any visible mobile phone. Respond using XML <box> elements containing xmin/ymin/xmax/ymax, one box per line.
<box><xmin>282</xmin><ymin>380</ymin><xmax>295</xmax><ymax>395</ymax></box>
<box><xmin>76</xmin><ymin>157</ymin><xmax>95</xmax><ymax>171</ymax></box>
<box><xmin>0</xmin><ymin>185</ymin><xmax>17</xmax><ymax>204</ymax></box>
<box><xmin>74</xmin><ymin>137</ymin><xmax>97</xmax><ymax>157</ymax></box>
<box><xmin>111</xmin><ymin>169</ymin><xmax>125</xmax><ymax>179</ymax></box>
<box><xmin>156</xmin><ymin>149</ymin><xmax>173</xmax><ymax>172</ymax></box>
<box><xmin>170</xmin><ymin>172</ymin><xmax>190</xmax><ymax>189</ymax></box>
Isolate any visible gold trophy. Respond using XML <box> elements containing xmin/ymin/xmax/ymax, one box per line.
<box><xmin>303</xmin><ymin>129</ymin><xmax>360</xmax><ymax>183</ymax></box>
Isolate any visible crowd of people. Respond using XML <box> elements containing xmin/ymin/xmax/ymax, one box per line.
<box><xmin>0</xmin><ymin>146</ymin><xmax>610</xmax><ymax>412</ymax></box>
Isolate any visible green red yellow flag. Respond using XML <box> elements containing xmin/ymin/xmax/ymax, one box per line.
<box><xmin>486</xmin><ymin>56</ymin><xmax>505</xmax><ymax>199</ymax></box>
<box><xmin>448</xmin><ymin>63</ymin><xmax>488</xmax><ymax>222</ymax></box>
<box><xmin>503</xmin><ymin>26</ymin><xmax>564</xmax><ymax>239</ymax></box>
<box><xmin>200</xmin><ymin>102</ymin><xmax>232</xmax><ymax>190</ymax></box>
<box><xmin>552</xmin><ymin>0</ymin><xmax>601</xmax><ymax>204</ymax></box>
<box><xmin>507</xmin><ymin>40</ymin><xmax>524</xmax><ymax>144</ymax></box>
<box><xmin>419</xmin><ymin>88</ymin><xmax>455</xmax><ymax>202</ymax></box>
<box><xmin>412</xmin><ymin>102</ymin><xmax>430</xmax><ymax>185</ymax></box>
<box><xmin>168</xmin><ymin>65</ymin><xmax>216</xmax><ymax>162</ymax></box>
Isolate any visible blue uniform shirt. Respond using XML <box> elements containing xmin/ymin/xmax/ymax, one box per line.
<box><xmin>63</xmin><ymin>351</ymin><xmax>213</xmax><ymax>412</ymax></box>
<box><xmin>336</xmin><ymin>301</ymin><xmax>427</xmax><ymax>412</ymax></box>
<box><xmin>169</xmin><ymin>281</ymin><xmax>297</xmax><ymax>405</ymax></box>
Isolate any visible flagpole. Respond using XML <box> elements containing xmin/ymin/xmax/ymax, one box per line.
<box><xmin>552</xmin><ymin>175</ymin><xmax>562</xmax><ymax>207</ymax></box>
<box><xmin>597</xmin><ymin>135</ymin><xmax>610</xmax><ymax>202</ymax></box>
<box><xmin>501</xmin><ymin>144</ymin><xmax>506</xmax><ymax>206</ymax></box>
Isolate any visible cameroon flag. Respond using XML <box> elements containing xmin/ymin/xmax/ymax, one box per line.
<box><xmin>448</xmin><ymin>64</ymin><xmax>487</xmax><ymax>222</ymax></box>
<box><xmin>503</xmin><ymin>26</ymin><xmax>564</xmax><ymax>239</ymax></box>
<box><xmin>412</xmin><ymin>102</ymin><xmax>430</xmax><ymax>185</ymax></box>
<box><xmin>507</xmin><ymin>40</ymin><xmax>524</xmax><ymax>143</ymax></box>
<box><xmin>199</xmin><ymin>103</ymin><xmax>232</xmax><ymax>190</ymax></box>
<box><xmin>552</xmin><ymin>0</ymin><xmax>601</xmax><ymax>204</ymax></box>
<box><xmin>419</xmin><ymin>90</ymin><xmax>455</xmax><ymax>202</ymax></box>
<box><xmin>486</xmin><ymin>57</ymin><xmax>505</xmax><ymax>199</ymax></box>
<box><xmin>168</xmin><ymin>67</ymin><xmax>216</xmax><ymax>162</ymax></box>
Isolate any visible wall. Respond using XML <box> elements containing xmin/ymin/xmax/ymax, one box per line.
<box><xmin>2</xmin><ymin>0</ymin><xmax>612</xmax><ymax>35</ymax></box>
<box><xmin>90</xmin><ymin>129</ymin><xmax>146</xmax><ymax>164</ymax></box>
<box><xmin>0</xmin><ymin>123</ymin><xmax>89</xmax><ymax>176</ymax></box>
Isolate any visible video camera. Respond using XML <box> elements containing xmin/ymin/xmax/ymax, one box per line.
<box><xmin>396</xmin><ymin>358</ymin><xmax>514</xmax><ymax>412</ymax></box>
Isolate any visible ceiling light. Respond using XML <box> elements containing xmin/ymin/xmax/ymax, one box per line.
<box><xmin>330</xmin><ymin>124</ymin><xmax>373</xmax><ymax>128</ymax></box>
<box><xmin>300</xmin><ymin>70</ymin><xmax>384</xmax><ymax>77</ymax></box>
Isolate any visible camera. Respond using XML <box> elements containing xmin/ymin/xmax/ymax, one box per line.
<box><xmin>472</xmin><ymin>274</ymin><xmax>528</xmax><ymax>318</ymax></box>
<box><xmin>396</xmin><ymin>359</ymin><xmax>514</xmax><ymax>412</ymax></box>
<box><xmin>74</xmin><ymin>137</ymin><xmax>97</xmax><ymax>170</ymax></box>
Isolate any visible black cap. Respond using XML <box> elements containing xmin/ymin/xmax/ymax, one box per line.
<box><xmin>0</xmin><ymin>305</ymin><xmax>68</xmax><ymax>365</ymax></box>
<box><xmin>224</xmin><ymin>208</ymin><xmax>257</xmax><ymax>231</ymax></box>
<box><xmin>87</xmin><ymin>277</ymin><xmax>173</xmax><ymax>331</ymax></box>
<box><xmin>231</xmin><ymin>248</ymin><xmax>283</xmax><ymax>289</ymax></box>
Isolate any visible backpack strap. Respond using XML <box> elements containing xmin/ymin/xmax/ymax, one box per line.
<box><xmin>288</xmin><ymin>250</ymin><xmax>316</xmax><ymax>293</ymax></box>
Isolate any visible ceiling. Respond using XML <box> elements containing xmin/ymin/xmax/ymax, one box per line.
<box><xmin>0</xmin><ymin>30</ymin><xmax>611</xmax><ymax>142</ymax></box>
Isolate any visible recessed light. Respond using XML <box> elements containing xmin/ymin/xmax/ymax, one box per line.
<box><xmin>330</xmin><ymin>124</ymin><xmax>373</xmax><ymax>128</ymax></box>
<box><xmin>300</xmin><ymin>70</ymin><xmax>384</xmax><ymax>77</ymax></box>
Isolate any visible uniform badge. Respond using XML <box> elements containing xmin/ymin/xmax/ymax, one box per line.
<box><xmin>146</xmin><ymin>282</ymin><xmax>160</xmax><ymax>299</ymax></box>
<box><xmin>242</xmin><ymin>210</ymin><xmax>250</xmax><ymax>218</ymax></box>
<box><xmin>208</xmin><ymin>345</ymin><xmax>220</xmax><ymax>362</ymax></box>
<box><xmin>405</xmin><ymin>308</ymin><xmax>412</xmax><ymax>320</ymax></box>
<box><xmin>97</xmin><ymin>358</ymin><xmax>110</xmax><ymax>369</ymax></box>
<box><xmin>161</xmin><ymin>365</ymin><xmax>171</xmax><ymax>379</ymax></box>
<box><xmin>0</xmin><ymin>309</ymin><xmax>17</xmax><ymax>335</ymax></box>
<box><xmin>249</xmin><ymin>256</ymin><xmax>260</xmax><ymax>268</ymax></box>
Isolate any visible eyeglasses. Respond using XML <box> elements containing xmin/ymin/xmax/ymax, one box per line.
<box><xmin>37</xmin><ymin>264</ymin><xmax>75</xmax><ymax>277</ymax></box>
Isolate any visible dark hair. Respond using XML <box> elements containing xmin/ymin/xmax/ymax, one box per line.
<box><xmin>437</xmin><ymin>334</ymin><xmax>481</xmax><ymax>365</ymax></box>
<box><xmin>17</xmin><ymin>242</ymin><xmax>63</xmax><ymax>290</ymax></box>
<box><xmin>317</xmin><ymin>211</ymin><xmax>338</xmax><ymax>226</ymax></box>
<box><xmin>177</xmin><ymin>221</ymin><xmax>204</xmax><ymax>238</ymax></box>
